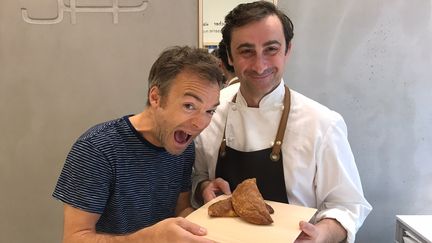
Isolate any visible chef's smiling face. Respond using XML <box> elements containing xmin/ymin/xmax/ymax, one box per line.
<box><xmin>149</xmin><ymin>70</ymin><xmax>220</xmax><ymax>155</ymax></box>
<box><xmin>229</xmin><ymin>15</ymin><xmax>291</xmax><ymax>104</ymax></box>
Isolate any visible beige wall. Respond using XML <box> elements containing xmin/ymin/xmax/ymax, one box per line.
<box><xmin>2</xmin><ymin>1</ymin><xmax>432</xmax><ymax>243</ymax></box>
<box><xmin>1</xmin><ymin>1</ymin><xmax>197</xmax><ymax>242</ymax></box>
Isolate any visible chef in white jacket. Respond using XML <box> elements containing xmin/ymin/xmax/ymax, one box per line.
<box><xmin>191</xmin><ymin>2</ymin><xmax>372</xmax><ymax>243</ymax></box>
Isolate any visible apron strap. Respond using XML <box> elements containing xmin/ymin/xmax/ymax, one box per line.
<box><xmin>270</xmin><ymin>86</ymin><xmax>290</xmax><ymax>161</ymax></box>
<box><xmin>219</xmin><ymin>85</ymin><xmax>291</xmax><ymax>161</ymax></box>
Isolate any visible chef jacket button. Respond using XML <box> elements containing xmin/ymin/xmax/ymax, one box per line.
<box><xmin>273</xmin><ymin>103</ymin><xmax>284</xmax><ymax>110</ymax></box>
<box><xmin>231</xmin><ymin>105</ymin><xmax>237</xmax><ymax>111</ymax></box>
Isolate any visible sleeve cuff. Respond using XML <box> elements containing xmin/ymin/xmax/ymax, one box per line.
<box><xmin>190</xmin><ymin>175</ymin><xmax>208</xmax><ymax>209</ymax></box>
<box><xmin>315</xmin><ymin>208</ymin><xmax>357</xmax><ymax>243</ymax></box>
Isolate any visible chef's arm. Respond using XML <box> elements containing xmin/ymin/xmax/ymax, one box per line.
<box><xmin>312</xmin><ymin>114</ymin><xmax>372</xmax><ymax>243</ymax></box>
<box><xmin>296</xmin><ymin>218</ymin><xmax>347</xmax><ymax>243</ymax></box>
<box><xmin>316</xmin><ymin>218</ymin><xmax>347</xmax><ymax>242</ymax></box>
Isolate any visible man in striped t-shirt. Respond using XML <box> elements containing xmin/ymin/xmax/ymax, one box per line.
<box><xmin>53</xmin><ymin>46</ymin><xmax>223</xmax><ymax>243</ymax></box>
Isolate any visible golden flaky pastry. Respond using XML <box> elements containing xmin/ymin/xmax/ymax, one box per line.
<box><xmin>231</xmin><ymin>178</ymin><xmax>273</xmax><ymax>225</ymax></box>
<box><xmin>208</xmin><ymin>178</ymin><xmax>274</xmax><ymax>225</ymax></box>
<box><xmin>232</xmin><ymin>178</ymin><xmax>273</xmax><ymax>225</ymax></box>
<box><xmin>208</xmin><ymin>197</ymin><xmax>237</xmax><ymax>217</ymax></box>
<box><xmin>208</xmin><ymin>196</ymin><xmax>274</xmax><ymax>218</ymax></box>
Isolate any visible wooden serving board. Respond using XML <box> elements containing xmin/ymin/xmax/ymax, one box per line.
<box><xmin>186</xmin><ymin>195</ymin><xmax>317</xmax><ymax>243</ymax></box>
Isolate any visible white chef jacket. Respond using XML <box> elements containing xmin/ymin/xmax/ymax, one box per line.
<box><xmin>192</xmin><ymin>81</ymin><xmax>372</xmax><ymax>243</ymax></box>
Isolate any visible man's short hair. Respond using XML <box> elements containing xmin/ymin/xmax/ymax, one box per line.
<box><xmin>147</xmin><ymin>46</ymin><xmax>224</xmax><ymax>105</ymax></box>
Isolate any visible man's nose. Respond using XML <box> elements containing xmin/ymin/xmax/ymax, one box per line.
<box><xmin>251</xmin><ymin>54</ymin><xmax>267</xmax><ymax>74</ymax></box>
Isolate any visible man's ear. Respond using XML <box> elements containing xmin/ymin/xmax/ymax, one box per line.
<box><xmin>228</xmin><ymin>53</ymin><xmax>233</xmax><ymax>66</ymax></box>
<box><xmin>285</xmin><ymin>42</ymin><xmax>293</xmax><ymax>61</ymax></box>
<box><xmin>148</xmin><ymin>86</ymin><xmax>161</xmax><ymax>107</ymax></box>
<box><xmin>226</xmin><ymin>46</ymin><xmax>234</xmax><ymax>66</ymax></box>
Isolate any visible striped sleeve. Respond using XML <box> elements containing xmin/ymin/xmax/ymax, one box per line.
<box><xmin>53</xmin><ymin>139</ymin><xmax>113</xmax><ymax>214</ymax></box>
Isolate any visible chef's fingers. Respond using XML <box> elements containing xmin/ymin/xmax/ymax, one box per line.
<box><xmin>202</xmin><ymin>189</ymin><xmax>217</xmax><ymax>203</ymax></box>
<box><xmin>213</xmin><ymin>177</ymin><xmax>232</xmax><ymax>195</ymax></box>
<box><xmin>297</xmin><ymin>220</ymin><xmax>319</xmax><ymax>240</ymax></box>
<box><xmin>202</xmin><ymin>178</ymin><xmax>230</xmax><ymax>203</ymax></box>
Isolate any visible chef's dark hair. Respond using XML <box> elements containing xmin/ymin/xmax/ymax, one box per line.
<box><xmin>221</xmin><ymin>1</ymin><xmax>294</xmax><ymax>59</ymax></box>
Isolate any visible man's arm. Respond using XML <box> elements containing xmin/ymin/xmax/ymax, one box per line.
<box><xmin>175</xmin><ymin>191</ymin><xmax>195</xmax><ymax>217</ymax></box>
<box><xmin>62</xmin><ymin>204</ymin><xmax>213</xmax><ymax>243</ymax></box>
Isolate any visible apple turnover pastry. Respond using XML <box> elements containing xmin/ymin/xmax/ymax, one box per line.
<box><xmin>208</xmin><ymin>178</ymin><xmax>274</xmax><ymax>225</ymax></box>
<box><xmin>231</xmin><ymin>178</ymin><xmax>273</xmax><ymax>225</ymax></box>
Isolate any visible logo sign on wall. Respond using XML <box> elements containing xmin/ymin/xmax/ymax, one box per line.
<box><xmin>21</xmin><ymin>0</ymin><xmax>149</xmax><ymax>24</ymax></box>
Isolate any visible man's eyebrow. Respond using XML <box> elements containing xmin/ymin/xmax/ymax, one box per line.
<box><xmin>185</xmin><ymin>91</ymin><xmax>220</xmax><ymax>108</ymax></box>
<box><xmin>236</xmin><ymin>43</ymin><xmax>254</xmax><ymax>50</ymax></box>
<box><xmin>263</xmin><ymin>40</ymin><xmax>282</xmax><ymax>46</ymax></box>
<box><xmin>236</xmin><ymin>40</ymin><xmax>282</xmax><ymax>50</ymax></box>
<box><xmin>184</xmin><ymin>92</ymin><xmax>203</xmax><ymax>103</ymax></box>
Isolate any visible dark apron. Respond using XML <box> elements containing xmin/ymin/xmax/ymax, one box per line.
<box><xmin>215</xmin><ymin>86</ymin><xmax>291</xmax><ymax>203</ymax></box>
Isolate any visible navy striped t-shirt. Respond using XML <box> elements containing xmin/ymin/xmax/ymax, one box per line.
<box><xmin>53</xmin><ymin>115</ymin><xmax>194</xmax><ymax>234</ymax></box>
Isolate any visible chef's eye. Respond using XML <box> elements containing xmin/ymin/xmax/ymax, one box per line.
<box><xmin>239</xmin><ymin>49</ymin><xmax>255</xmax><ymax>57</ymax></box>
<box><xmin>265</xmin><ymin>46</ymin><xmax>280</xmax><ymax>55</ymax></box>
<box><xmin>207</xmin><ymin>109</ymin><xmax>216</xmax><ymax>115</ymax></box>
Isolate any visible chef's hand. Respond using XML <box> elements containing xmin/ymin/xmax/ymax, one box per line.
<box><xmin>294</xmin><ymin>219</ymin><xmax>347</xmax><ymax>243</ymax></box>
<box><xmin>142</xmin><ymin>217</ymin><xmax>215</xmax><ymax>243</ymax></box>
<box><xmin>200</xmin><ymin>178</ymin><xmax>231</xmax><ymax>203</ymax></box>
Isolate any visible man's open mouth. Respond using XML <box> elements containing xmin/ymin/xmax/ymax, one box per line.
<box><xmin>174</xmin><ymin>130</ymin><xmax>192</xmax><ymax>145</ymax></box>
